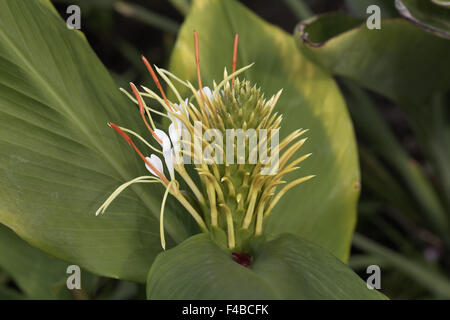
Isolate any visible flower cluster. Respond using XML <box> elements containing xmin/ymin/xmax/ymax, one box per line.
<box><xmin>96</xmin><ymin>32</ymin><xmax>314</xmax><ymax>252</ymax></box>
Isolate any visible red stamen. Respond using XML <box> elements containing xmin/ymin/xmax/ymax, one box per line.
<box><xmin>232</xmin><ymin>34</ymin><xmax>239</xmax><ymax>87</ymax></box>
<box><xmin>193</xmin><ymin>31</ymin><xmax>205</xmax><ymax>104</ymax></box>
<box><xmin>108</xmin><ymin>122</ymin><xmax>169</xmax><ymax>185</ymax></box>
<box><xmin>141</xmin><ymin>56</ymin><xmax>173</xmax><ymax>111</ymax></box>
<box><xmin>129</xmin><ymin>82</ymin><xmax>162</xmax><ymax>145</ymax></box>
<box><xmin>108</xmin><ymin>122</ymin><xmax>132</xmax><ymax>144</ymax></box>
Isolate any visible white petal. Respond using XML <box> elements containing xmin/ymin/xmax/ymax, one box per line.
<box><xmin>169</xmin><ymin>123</ymin><xmax>181</xmax><ymax>158</ymax></box>
<box><xmin>198</xmin><ymin>86</ymin><xmax>213</xmax><ymax>101</ymax></box>
<box><xmin>145</xmin><ymin>155</ymin><xmax>165</xmax><ymax>178</ymax></box>
<box><xmin>163</xmin><ymin>148</ymin><xmax>175</xmax><ymax>180</ymax></box>
<box><xmin>170</xmin><ymin>98</ymin><xmax>190</xmax><ymax>123</ymax></box>
<box><xmin>175</xmin><ymin>98</ymin><xmax>189</xmax><ymax>112</ymax></box>
<box><xmin>167</xmin><ymin>112</ymin><xmax>176</xmax><ymax>126</ymax></box>
<box><xmin>197</xmin><ymin>87</ymin><xmax>213</xmax><ymax>118</ymax></box>
<box><xmin>169</xmin><ymin>123</ymin><xmax>181</xmax><ymax>145</ymax></box>
<box><xmin>167</xmin><ymin>111</ymin><xmax>177</xmax><ymax>125</ymax></box>
<box><xmin>169</xmin><ymin>110</ymin><xmax>182</xmax><ymax>125</ymax></box>
<box><xmin>172</xmin><ymin>104</ymin><xmax>182</xmax><ymax>114</ymax></box>
<box><xmin>154</xmin><ymin>128</ymin><xmax>172</xmax><ymax>152</ymax></box>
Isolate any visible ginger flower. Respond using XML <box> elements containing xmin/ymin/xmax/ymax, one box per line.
<box><xmin>96</xmin><ymin>32</ymin><xmax>314</xmax><ymax>255</ymax></box>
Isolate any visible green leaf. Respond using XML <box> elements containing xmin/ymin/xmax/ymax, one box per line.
<box><xmin>168</xmin><ymin>0</ymin><xmax>360</xmax><ymax>261</ymax></box>
<box><xmin>147</xmin><ymin>233</ymin><xmax>387</xmax><ymax>299</ymax></box>
<box><xmin>0</xmin><ymin>224</ymin><xmax>71</xmax><ymax>299</ymax></box>
<box><xmin>295</xmin><ymin>13</ymin><xmax>450</xmax><ymax>105</ymax></box>
<box><xmin>396</xmin><ymin>0</ymin><xmax>450</xmax><ymax>39</ymax></box>
<box><xmin>0</xmin><ymin>0</ymin><xmax>194</xmax><ymax>283</ymax></box>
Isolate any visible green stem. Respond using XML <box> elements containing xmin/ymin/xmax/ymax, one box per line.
<box><xmin>282</xmin><ymin>0</ymin><xmax>313</xmax><ymax>20</ymax></box>
<box><xmin>114</xmin><ymin>1</ymin><xmax>180</xmax><ymax>35</ymax></box>
<box><xmin>353</xmin><ymin>233</ymin><xmax>450</xmax><ymax>298</ymax></box>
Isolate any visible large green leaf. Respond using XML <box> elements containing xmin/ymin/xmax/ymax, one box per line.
<box><xmin>295</xmin><ymin>13</ymin><xmax>450</xmax><ymax>105</ymax></box>
<box><xmin>168</xmin><ymin>0</ymin><xmax>360</xmax><ymax>261</ymax></box>
<box><xmin>147</xmin><ymin>233</ymin><xmax>386</xmax><ymax>299</ymax></box>
<box><xmin>0</xmin><ymin>224</ymin><xmax>71</xmax><ymax>299</ymax></box>
<box><xmin>0</xmin><ymin>0</ymin><xmax>195</xmax><ymax>283</ymax></box>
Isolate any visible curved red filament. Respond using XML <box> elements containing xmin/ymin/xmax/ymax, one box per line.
<box><xmin>129</xmin><ymin>83</ymin><xmax>162</xmax><ymax>145</ymax></box>
<box><xmin>108</xmin><ymin>122</ymin><xmax>169</xmax><ymax>185</ymax></box>
<box><xmin>193</xmin><ymin>31</ymin><xmax>205</xmax><ymax>105</ymax></box>
<box><xmin>141</xmin><ymin>56</ymin><xmax>173</xmax><ymax>112</ymax></box>
<box><xmin>232</xmin><ymin>34</ymin><xmax>239</xmax><ymax>86</ymax></box>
